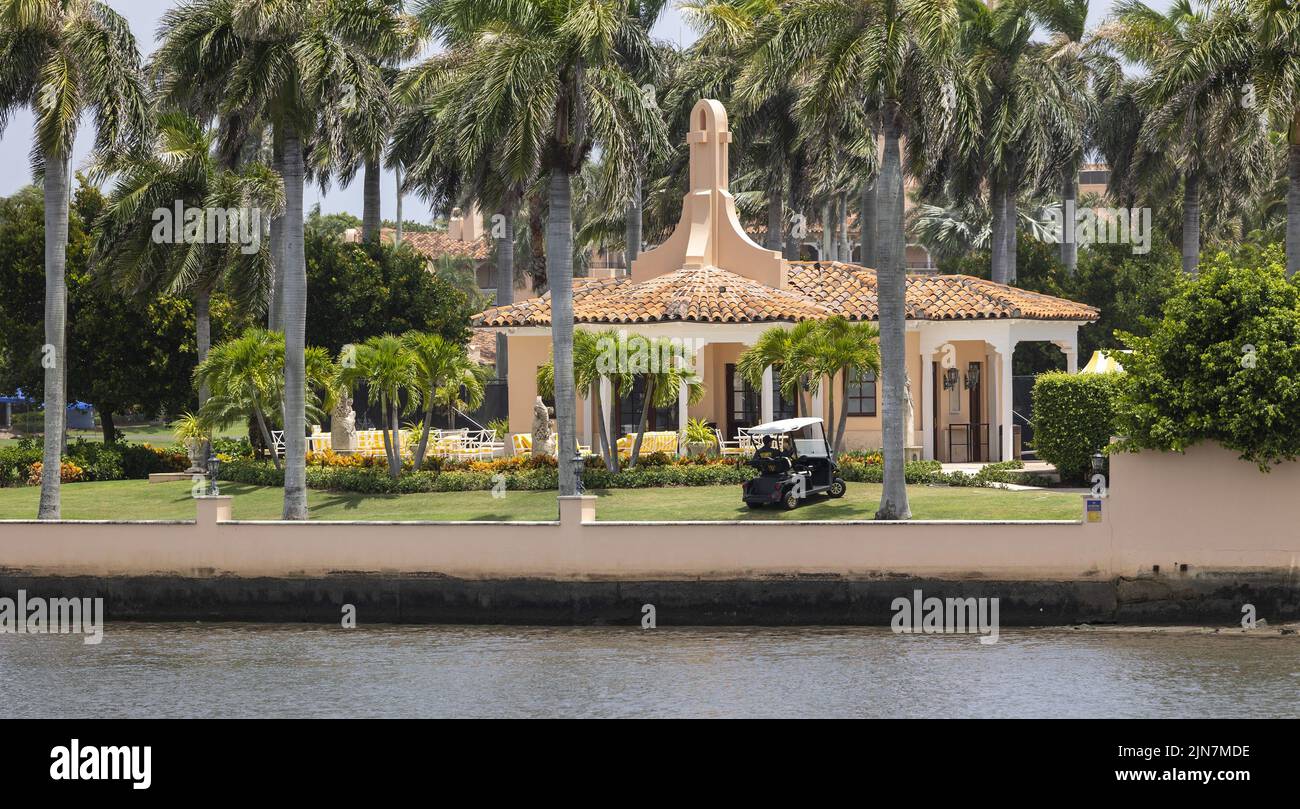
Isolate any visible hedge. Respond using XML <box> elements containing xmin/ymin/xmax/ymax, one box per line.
<box><xmin>218</xmin><ymin>457</ymin><xmax>1029</xmax><ymax>494</ymax></box>
<box><xmin>0</xmin><ymin>440</ymin><xmax>189</xmax><ymax>487</ymax></box>
<box><xmin>1030</xmin><ymin>371</ymin><xmax>1122</xmax><ymax>483</ymax></box>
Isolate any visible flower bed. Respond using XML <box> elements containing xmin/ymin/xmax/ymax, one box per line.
<box><xmin>0</xmin><ymin>439</ymin><xmax>189</xmax><ymax>487</ymax></box>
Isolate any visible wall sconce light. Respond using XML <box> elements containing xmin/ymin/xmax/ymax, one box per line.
<box><xmin>964</xmin><ymin>365</ymin><xmax>981</xmax><ymax>390</ymax></box>
<box><xmin>943</xmin><ymin>368</ymin><xmax>960</xmax><ymax>390</ymax></box>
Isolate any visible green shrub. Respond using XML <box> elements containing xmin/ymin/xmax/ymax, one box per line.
<box><xmin>1113</xmin><ymin>247</ymin><xmax>1300</xmax><ymax>470</ymax></box>
<box><xmin>1031</xmin><ymin>372</ymin><xmax>1121</xmax><ymax>483</ymax></box>
<box><xmin>0</xmin><ymin>446</ymin><xmax>41</xmax><ymax>487</ymax></box>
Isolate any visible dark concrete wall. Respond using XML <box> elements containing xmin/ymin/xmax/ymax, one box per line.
<box><xmin>1</xmin><ymin>572</ymin><xmax>1294</xmax><ymax>625</ymax></box>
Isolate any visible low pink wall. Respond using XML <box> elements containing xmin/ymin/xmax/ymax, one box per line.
<box><xmin>0</xmin><ymin>444</ymin><xmax>1297</xmax><ymax>582</ymax></box>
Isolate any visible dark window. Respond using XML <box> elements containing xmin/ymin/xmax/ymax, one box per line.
<box><xmin>772</xmin><ymin>369</ymin><xmax>797</xmax><ymax>420</ymax></box>
<box><xmin>726</xmin><ymin>363</ymin><xmax>759</xmax><ymax>436</ymax></box>
<box><xmin>1079</xmin><ymin>170</ymin><xmax>1110</xmax><ymax>185</ymax></box>
<box><xmin>614</xmin><ymin>376</ymin><xmax>679</xmax><ymax>436</ymax></box>
<box><xmin>845</xmin><ymin>369</ymin><xmax>877</xmax><ymax>417</ymax></box>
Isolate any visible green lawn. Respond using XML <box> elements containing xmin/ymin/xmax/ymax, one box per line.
<box><xmin>0</xmin><ymin>479</ymin><xmax>1082</xmax><ymax>521</ymax></box>
<box><xmin>0</xmin><ymin>424</ymin><xmax>245</xmax><ymax>447</ymax></box>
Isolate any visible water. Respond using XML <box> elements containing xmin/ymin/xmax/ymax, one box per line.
<box><xmin>1</xmin><ymin>624</ymin><xmax>1296</xmax><ymax>718</ymax></box>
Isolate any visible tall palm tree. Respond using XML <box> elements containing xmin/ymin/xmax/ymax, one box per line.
<box><xmin>1254</xmin><ymin>0</ymin><xmax>1300</xmax><ymax>276</ymax></box>
<box><xmin>537</xmin><ymin>329</ymin><xmax>631</xmax><ymax>474</ymax></box>
<box><xmin>155</xmin><ymin>0</ymin><xmax>409</xmax><ymax>518</ymax></box>
<box><xmin>92</xmin><ymin>113</ymin><xmax>283</xmax><ymax>410</ymax></box>
<box><xmin>0</xmin><ymin>0</ymin><xmax>150</xmax><ymax>519</ymax></box>
<box><xmin>1103</xmin><ymin>0</ymin><xmax>1265</xmax><ymax>274</ymax></box>
<box><xmin>740</xmin><ymin>0</ymin><xmax>962</xmax><ymax>519</ymax></box>
<box><xmin>419</xmin><ymin>0</ymin><xmax>668</xmax><ymax>496</ymax></box>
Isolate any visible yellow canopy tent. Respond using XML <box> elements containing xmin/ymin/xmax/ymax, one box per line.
<box><xmin>1079</xmin><ymin>350</ymin><xmax>1129</xmax><ymax>374</ymax></box>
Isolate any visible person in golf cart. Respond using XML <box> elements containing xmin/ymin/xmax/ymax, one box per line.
<box><xmin>741</xmin><ymin>417</ymin><xmax>847</xmax><ymax>510</ymax></box>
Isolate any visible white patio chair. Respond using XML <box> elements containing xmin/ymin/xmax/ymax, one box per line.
<box><xmin>715</xmin><ymin>428</ymin><xmax>745</xmax><ymax>460</ymax></box>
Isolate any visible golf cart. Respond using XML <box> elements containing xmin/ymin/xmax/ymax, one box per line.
<box><xmin>741</xmin><ymin>417</ymin><xmax>847</xmax><ymax>510</ymax></box>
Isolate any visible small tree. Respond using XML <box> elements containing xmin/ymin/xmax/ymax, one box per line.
<box><xmin>1113</xmin><ymin>247</ymin><xmax>1300</xmax><ymax>470</ymax></box>
<box><xmin>1031</xmin><ymin>371</ymin><xmax>1122</xmax><ymax>484</ymax></box>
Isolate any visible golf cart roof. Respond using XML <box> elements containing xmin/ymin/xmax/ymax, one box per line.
<box><xmin>748</xmin><ymin>417</ymin><xmax>824</xmax><ymax>435</ymax></box>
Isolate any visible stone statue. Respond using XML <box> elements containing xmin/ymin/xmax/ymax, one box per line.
<box><xmin>532</xmin><ymin>396</ymin><xmax>556</xmax><ymax>457</ymax></box>
<box><xmin>904</xmin><ymin>372</ymin><xmax>916</xmax><ymax>450</ymax></box>
<box><xmin>331</xmin><ymin>390</ymin><xmax>357</xmax><ymax>454</ymax></box>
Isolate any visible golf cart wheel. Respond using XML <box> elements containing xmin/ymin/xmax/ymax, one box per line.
<box><xmin>828</xmin><ymin>478</ymin><xmax>847</xmax><ymax>498</ymax></box>
<box><xmin>782</xmin><ymin>491</ymin><xmax>800</xmax><ymax>510</ymax></box>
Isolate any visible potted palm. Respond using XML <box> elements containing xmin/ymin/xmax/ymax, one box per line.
<box><xmin>173</xmin><ymin>413</ymin><xmax>212</xmax><ymax>474</ymax></box>
<box><xmin>684</xmin><ymin>418</ymin><xmax>718</xmax><ymax>459</ymax></box>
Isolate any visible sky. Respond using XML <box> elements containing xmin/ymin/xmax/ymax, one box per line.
<box><xmin>0</xmin><ymin>0</ymin><xmax>1163</xmax><ymax>224</ymax></box>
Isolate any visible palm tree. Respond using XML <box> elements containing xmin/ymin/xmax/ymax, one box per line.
<box><xmin>737</xmin><ymin>320</ymin><xmax>819</xmax><ymax>417</ymax></box>
<box><xmin>155</xmin><ymin>0</ymin><xmax>409</xmax><ymax>518</ymax></box>
<box><xmin>419</xmin><ymin>0</ymin><xmax>667</xmax><ymax>496</ymax></box>
<box><xmin>944</xmin><ymin>0</ymin><xmax>1088</xmax><ymax>285</ymax></box>
<box><xmin>345</xmin><ymin>334</ymin><xmax>417</xmax><ymax>478</ymax></box>
<box><xmin>1254</xmin><ymin>0</ymin><xmax>1300</xmax><ymax>276</ymax></box>
<box><xmin>195</xmin><ymin>328</ymin><xmax>287</xmax><ymax>470</ymax></box>
<box><xmin>740</xmin><ymin>0</ymin><xmax>962</xmax><ymax>519</ymax></box>
<box><xmin>403</xmin><ymin>330</ymin><xmax>473</xmax><ymax>469</ymax></box>
<box><xmin>788</xmin><ymin>317</ymin><xmax>880</xmax><ymax>456</ymax></box>
<box><xmin>626</xmin><ymin>337</ymin><xmax>704</xmax><ymax>468</ymax></box>
<box><xmin>0</xmin><ymin>0</ymin><xmax>150</xmax><ymax>519</ymax></box>
<box><xmin>92</xmin><ymin>113</ymin><xmax>283</xmax><ymax>411</ymax></box>
<box><xmin>1103</xmin><ymin>0</ymin><xmax>1265</xmax><ymax>274</ymax></box>
<box><xmin>538</xmin><ymin>329</ymin><xmax>628</xmax><ymax>473</ymax></box>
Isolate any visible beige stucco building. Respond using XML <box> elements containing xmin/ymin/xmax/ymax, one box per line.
<box><xmin>473</xmin><ymin>100</ymin><xmax>1097</xmax><ymax>462</ymax></box>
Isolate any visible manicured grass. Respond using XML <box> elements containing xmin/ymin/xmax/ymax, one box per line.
<box><xmin>0</xmin><ymin>479</ymin><xmax>1082</xmax><ymax>521</ymax></box>
<box><xmin>0</xmin><ymin>425</ymin><xmax>244</xmax><ymax>447</ymax></box>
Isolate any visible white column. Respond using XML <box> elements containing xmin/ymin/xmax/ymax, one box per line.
<box><xmin>760</xmin><ymin>365</ymin><xmax>775</xmax><ymax>424</ymax></box>
<box><xmin>1058</xmin><ymin>341</ymin><xmax>1078</xmax><ymax>374</ymax></box>
<box><xmin>811</xmin><ymin>380</ymin><xmax>825</xmax><ymax>422</ymax></box>
<box><xmin>1000</xmin><ymin>347</ymin><xmax>1015</xmax><ymax>462</ymax></box>
<box><xmin>987</xmin><ymin>348</ymin><xmax>999</xmax><ymax>461</ymax></box>
<box><xmin>921</xmin><ymin>353</ymin><xmax>935</xmax><ymax>460</ymax></box>
<box><xmin>583</xmin><ymin>392</ymin><xmax>594</xmax><ymax>448</ymax></box>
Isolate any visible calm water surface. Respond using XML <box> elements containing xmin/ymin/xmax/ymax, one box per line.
<box><xmin>1</xmin><ymin>624</ymin><xmax>1296</xmax><ymax>718</ymax></box>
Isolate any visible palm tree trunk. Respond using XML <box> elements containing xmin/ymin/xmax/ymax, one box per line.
<box><xmin>875</xmin><ymin>109</ymin><xmax>911</xmax><ymax>520</ymax></box>
<box><xmin>253</xmin><ymin>403</ymin><xmax>280</xmax><ymax>471</ymax></box>
<box><xmin>413</xmin><ymin>402</ymin><xmax>436</xmax><ymax>470</ymax></box>
<box><xmin>860</xmin><ymin>180</ymin><xmax>876</xmax><ymax>267</ymax></box>
<box><xmin>785</xmin><ymin>183</ymin><xmax>801</xmax><ymax>260</ymax></box>
<box><xmin>495</xmin><ymin>206</ymin><xmax>515</xmax><ymax>381</ymax></box>
<box><xmin>38</xmin><ymin>151</ymin><xmax>69</xmax><ymax>519</ymax></box>
<box><xmin>987</xmin><ymin>180</ymin><xmax>1008</xmax><ymax>284</ymax></box>
<box><xmin>820</xmin><ymin>200</ymin><xmax>832</xmax><ymax>261</ymax></box>
<box><xmin>529</xmin><ymin>192</ymin><xmax>547</xmax><ymax>290</ymax></box>
<box><xmin>196</xmin><ymin>285</ymin><xmax>212</xmax><ymax>404</ymax></box>
<box><xmin>362</xmin><ymin>155</ymin><xmax>382</xmax><ymax>242</ymax></box>
<box><xmin>548</xmin><ymin>170</ymin><xmax>578</xmax><ymax>495</ymax></box>
<box><xmin>625</xmin><ymin>174</ymin><xmax>642</xmax><ymax>267</ymax></box>
<box><xmin>1005</xmin><ymin>185</ymin><xmax>1018</xmax><ymax>285</ymax></box>
<box><xmin>394</xmin><ymin>163</ymin><xmax>404</xmax><ymax>247</ymax></box>
<box><xmin>628</xmin><ymin>376</ymin><xmax>655</xmax><ymax>468</ymax></box>
<box><xmin>1182</xmin><ymin>169</ymin><xmax>1201</xmax><ymax>274</ymax></box>
<box><xmin>766</xmin><ymin>181</ymin><xmax>784</xmax><ymax>252</ymax></box>
<box><xmin>268</xmin><ymin>148</ymin><xmax>285</xmax><ymax>331</ymax></box>
<box><xmin>592</xmin><ymin>382</ymin><xmax>617</xmax><ymax>473</ymax></box>
<box><xmin>835</xmin><ymin>371</ymin><xmax>850</xmax><ymax>457</ymax></box>
<box><xmin>389</xmin><ymin>399</ymin><xmax>402</xmax><ymax>478</ymax></box>
<box><xmin>280</xmin><ymin>126</ymin><xmax>309</xmax><ymax>519</ymax></box>
<box><xmin>1288</xmin><ymin>140</ymin><xmax>1300</xmax><ymax>278</ymax></box>
<box><xmin>838</xmin><ymin>192</ymin><xmax>849</xmax><ymax>261</ymax></box>
<box><xmin>1061</xmin><ymin>170</ymin><xmax>1077</xmax><ymax>274</ymax></box>
<box><xmin>825</xmin><ymin>376</ymin><xmax>837</xmax><ymax>451</ymax></box>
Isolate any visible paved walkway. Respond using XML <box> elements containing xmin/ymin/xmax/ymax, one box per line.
<box><xmin>936</xmin><ymin>460</ymin><xmax>1077</xmax><ymax>492</ymax></box>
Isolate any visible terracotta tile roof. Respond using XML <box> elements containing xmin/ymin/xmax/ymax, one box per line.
<box><xmin>373</xmin><ymin>228</ymin><xmax>492</xmax><ymax>262</ymax></box>
<box><xmin>473</xmin><ymin>261</ymin><xmax>1098</xmax><ymax>327</ymax></box>
<box><xmin>473</xmin><ymin>266</ymin><xmax>831</xmax><ymax>326</ymax></box>
<box><xmin>786</xmin><ymin>262</ymin><xmax>1099</xmax><ymax>321</ymax></box>
<box><xmin>468</xmin><ymin>329</ymin><xmax>498</xmax><ymax>365</ymax></box>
